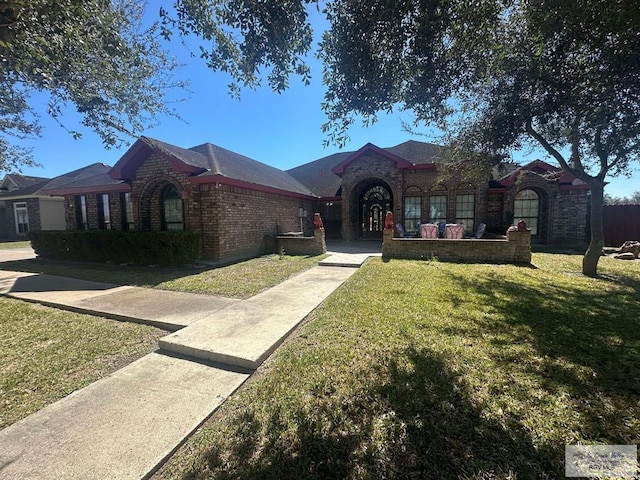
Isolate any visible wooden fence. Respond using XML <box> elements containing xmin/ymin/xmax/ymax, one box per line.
<box><xmin>602</xmin><ymin>205</ymin><xmax>640</xmax><ymax>246</ymax></box>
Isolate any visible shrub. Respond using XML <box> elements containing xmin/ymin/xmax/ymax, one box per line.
<box><xmin>29</xmin><ymin>230</ymin><xmax>201</xmax><ymax>267</ymax></box>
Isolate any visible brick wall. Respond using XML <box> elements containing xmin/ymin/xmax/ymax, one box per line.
<box><xmin>382</xmin><ymin>229</ymin><xmax>531</xmax><ymax>264</ymax></box>
<box><xmin>133</xmin><ymin>154</ymin><xmax>194</xmax><ymax>232</ymax></box>
<box><xmin>0</xmin><ymin>203</ymin><xmax>7</xmax><ymax>238</ymax></box>
<box><xmin>340</xmin><ymin>153</ymin><xmax>490</xmax><ymax>241</ymax></box>
<box><xmin>4</xmin><ymin>198</ymin><xmax>41</xmax><ymax>239</ymax></box>
<box><xmin>276</xmin><ymin>228</ymin><xmax>326</xmax><ymax>256</ymax></box>
<box><xmin>104</xmin><ymin>152</ymin><xmax>318</xmax><ymax>262</ymax></box>
<box><xmin>210</xmin><ymin>183</ymin><xmax>314</xmax><ymax>262</ymax></box>
<box><xmin>551</xmin><ymin>189</ymin><xmax>588</xmax><ymax>245</ymax></box>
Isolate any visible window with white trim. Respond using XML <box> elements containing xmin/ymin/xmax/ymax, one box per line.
<box><xmin>13</xmin><ymin>202</ymin><xmax>29</xmax><ymax>234</ymax></box>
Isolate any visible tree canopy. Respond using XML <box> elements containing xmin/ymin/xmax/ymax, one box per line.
<box><xmin>167</xmin><ymin>0</ymin><xmax>640</xmax><ymax>275</ymax></box>
<box><xmin>605</xmin><ymin>191</ymin><xmax>640</xmax><ymax>206</ymax></box>
<box><xmin>0</xmin><ymin>0</ymin><xmax>183</xmax><ymax>172</ymax></box>
<box><xmin>3</xmin><ymin>1</ymin><xmax>638</xmax><ymax>274</ymax></box>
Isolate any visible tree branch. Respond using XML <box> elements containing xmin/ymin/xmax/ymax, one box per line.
<box><xmin>525</xmin><ymin>118</ymin><xmax>581</xmax><ymax>178</ymax></box>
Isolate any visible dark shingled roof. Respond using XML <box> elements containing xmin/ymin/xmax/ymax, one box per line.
<box><xmin>0</xmin><ymin>174</ymin><xmax>50</xmax><ymax>191</ymax></box>
<box><xmin>42</xmin><ymin>163</ymin><xmax>114</xmax><ymax>191</ymax></box>
<box><xmin>384</xmin><ymin>140</ymin><xmax>443</xmax><ymax>165</ymax></box>
<box><xmin>287</xmin><ymin>152</ymin><xmax>350</xmax><ymax>198</ymax></box>
<box><xmin>140</xmin><ymin>137</ymin><xmax>316</xmax><ymax>196</ymax></box>
<box><xmin>142</xmin><ymin>137</ymin><xmax>211</xmax><ymax>171</ymax></box>
<box><xmin>0</xmin><ymin>164</ymin><xmax>115</xmax><ymax>198</ymax></box>
<box><xmin>287</xmin><ymin>140</ymin><xmax>444</xmax><ymax>198</ymax></box>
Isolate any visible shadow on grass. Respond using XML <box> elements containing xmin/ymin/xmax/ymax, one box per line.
<box><xmin>180</xmin><ymin>347</ymin><xmax>558</xmax><ymax>480</ymax></box>
<box><xmin>0</xmin><ymin>258</ymin><xmax>212</xmax><ymax>287</ymax></box>
<box><xmin>443</xmin><ymin>268</ymin><xmax>640</xmax><ymax>444</ymax></box>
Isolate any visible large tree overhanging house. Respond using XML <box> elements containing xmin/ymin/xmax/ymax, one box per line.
<box><xmin>40</xmin><ymin>136</ymin><xmax>589</xmax><ymax>262</ymax></box>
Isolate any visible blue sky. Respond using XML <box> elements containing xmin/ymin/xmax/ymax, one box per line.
<box><xmin>15</xmin><ymin>4</ymin><xmax>639</xmax><ymax>198</ymax></box>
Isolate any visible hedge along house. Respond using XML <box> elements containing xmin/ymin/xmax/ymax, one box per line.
<box><xmin>46</xmin><ymin>136</ymin><xmax>318</xmax><ymax>262</ymax></box>
<box><xmin>0</xmin><ymin>166</ymin><xmax>109</xmax><ymax>240</ymax></box>
<box><xmin>286</xmin><ymin>142</ymin><xmax>590</xmax><ymax>244</ymax></box>
<box><xmin>46</xmin><ymin>136</ymin><xmax>590</xmax><ymax>262</ymax></box>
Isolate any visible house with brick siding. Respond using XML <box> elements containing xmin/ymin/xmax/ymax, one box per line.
<box><xmin>44</xmin><ymin>136</ymin><xmax>590</xmax><ymax>262</ymax></box>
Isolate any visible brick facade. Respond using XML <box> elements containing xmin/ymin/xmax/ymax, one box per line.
<box><xmin>339</xmin><ymin>153</ymin><xmax>491</xmax><ymax>241</ymax></box>
<box><xmin>54</xmin><ymin>138</ymin><xmax>589</xmax><ymax>261</ymax></box>
<box><xmin>382</xmin><ymin>229</ymin><xmax>532</xmax><ymax>264</ymax></box>
<box><xmin>62</xmin><ymin>152</ymin><xmax>316</xmax><ymax>262</ymax></box>
<box><xmin>336</xmin><ymin>153</ymin><xmax>587</xmax><ymax>245</ymax></box>
<box><xmin>3</xmin><ymin>198</ymin><xmax>41</xmax><ymax>239</ymax></box>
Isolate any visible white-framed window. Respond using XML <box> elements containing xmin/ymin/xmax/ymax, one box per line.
<box><xmin>13</xmin><ymin>202</ymin><xmax>29</xmax><ymax>235</ymax></box>
<box><xmin>456</xmin><ymin>194</ymin><xmax>475</xmax><ymax>233</ymax></box>
<box><xmin>514</xmin><ymin>189</ymin><xmax>539</xmax><ymax>235</ymax></box>
<box><xmin>429</xmin><ymin>195</ymin><xmax>447</xmax><ymax>224</ymax></box>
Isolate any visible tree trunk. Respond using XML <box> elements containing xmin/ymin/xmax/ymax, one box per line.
<box><xmin>583</xmin><ymin>180</ymin><xmax>606</xmax><ymax>276</ymax></box>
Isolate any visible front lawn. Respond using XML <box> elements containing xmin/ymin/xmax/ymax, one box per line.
<box><xmin>0</xmin><ymin>254</ymin><xmax>327</xmax><ymax>299</ymax></box>
<box><xmin>0</xmin><ymin>298</ymin><xmax>166</xmax><ymax>428</ymax></box>
<box><xmin>156</xmin><ymin>253</ymin><xmax>640</xmax><ymax>479</ymax></box>
<box><xmin>0</xmin><ymin>240</ymin><xmax>31</xmax><ymax>249</ymax></box>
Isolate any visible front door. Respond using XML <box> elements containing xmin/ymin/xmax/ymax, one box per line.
<box><xmin>360</xmin><ymin>184</ymin><xmax>392</xmax><ymax>239</ymax></box>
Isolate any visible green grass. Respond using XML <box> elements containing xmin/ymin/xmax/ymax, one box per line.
<box><xmin>0</xmin><ymin>240</ymin><xmax>31</xmax><ymax>249</ymax></box>
<box><xmin>0</xmin><ymin>254</ymin><xmax>327</xmax><ymax>298</ymax></box>
<box><xmin>155</xmin><ymin>253</ymin><xmax>640</xmax><ymax>479</ymax></box>
<box><xmin>0</xmin><ymin>298</ymin><xmax>166</xmax><ymax>428</ymax></box>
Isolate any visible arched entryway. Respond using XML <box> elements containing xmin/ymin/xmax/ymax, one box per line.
<box><xmin>359</xmin><ymin>183</ymin><xmax>393</xmax><ymax>239</ymax></box>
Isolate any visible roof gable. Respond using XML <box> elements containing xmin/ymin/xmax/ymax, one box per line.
<box><xmin>110</xmin><ymin>137</ymin><xmax>207</xmax><ymax>180</ymax></box>
<box><xmin>331</xmin><ymin>143</ymin><xmax>413</xmax><ymax>176</ymax></box>
<box><xmin>111</xmin><ymin>137</ymin><xmax>316</xmax><ymax>198</ymax></box>
<box><xmin>497</xmin><ymin>159</ymin><xmax>588</xmax><ymax>189</ymax></box>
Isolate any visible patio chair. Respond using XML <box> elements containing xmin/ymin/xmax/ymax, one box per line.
<box><xmin>395</xmin><ymin>223</ymin><xmax>414</xmax><ymax>238</ymax></box>
<box><xmin>466</xmin><ymin>222</ymin><xmax>486</xmax><ymax>239</ymax></box>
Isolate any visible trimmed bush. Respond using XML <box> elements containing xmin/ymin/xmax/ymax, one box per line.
<box><xmin>29</xmin><ymin>230</ymin><xmax>201</xmax><ymax>267</ymax></box>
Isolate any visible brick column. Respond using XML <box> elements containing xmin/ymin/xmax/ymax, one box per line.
<box><xmin>314</xmin><ymin>227</ymin><xmax>327</xmax><ymax>255</ymax></box>
<box><xmin>506</xmin><ymin>230</ymin><xmax>532</xmax><ymax>263</ymax></box>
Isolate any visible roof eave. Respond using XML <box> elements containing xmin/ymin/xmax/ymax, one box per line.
<box><xmin>190</xmin><ymin>175</ymin><xmax>318</xmax><ymax>200</ymax></box>
<box><xmin>46</xmin><ymin>183</ymin><xmax>131</xmax><ymax>196</ymax></box>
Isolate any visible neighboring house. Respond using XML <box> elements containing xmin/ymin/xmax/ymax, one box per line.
<box><xmin>0</xmin><ymin>165</ymin><xmax>114</xmax><ymax>240</ymax></box>
<box><xmin>45</xmin><ymin>136</ymin><xmax>590</xmax><ymax>262</ymax></box>
<box><xmin>0</xmin><ymin>174</ymin><xmax>62</xmax><ymax>239</ymax></box>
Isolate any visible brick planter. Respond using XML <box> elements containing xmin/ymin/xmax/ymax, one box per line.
<box><xmin>276</xmin><ymin>228</ymin><xmax>327</xmax><ymax>256</ymax></box>
<box><xmin>382</xmin><ymin>229</ymin><xmax>531</xmax><ymax>264</ymax></box>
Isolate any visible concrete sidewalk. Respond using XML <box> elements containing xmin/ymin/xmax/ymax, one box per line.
<box><xmin>0</xmin><ymin>249</ymin><xmax>371</xmax><ymax>479</ymax></box>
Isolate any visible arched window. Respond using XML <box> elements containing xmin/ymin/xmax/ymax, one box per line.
<box><xmin>161</xmin><ymin>184</ymin><xmax>184</xmax><ymax>231</ymax></box>
<box><xmin>514</xmin><ymin>189</ymin><xmax>539</xmax><ymax>235</ymax></box>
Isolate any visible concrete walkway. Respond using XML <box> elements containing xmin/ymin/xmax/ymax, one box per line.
<box><xmin>0</xmin><ymin>243</ymin><xmax>379</xmax><ymax>480</ymax></box>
